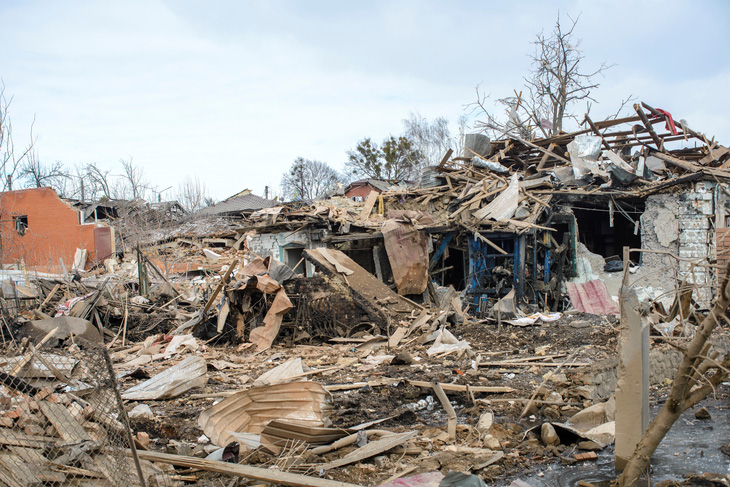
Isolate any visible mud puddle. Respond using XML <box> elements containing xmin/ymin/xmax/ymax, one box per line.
<box><xmin>522</xmin><ymin>387</ymin><xmax>730</xmax><ymax>487</ymax></box>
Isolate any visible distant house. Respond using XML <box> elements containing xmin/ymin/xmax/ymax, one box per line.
<box><xmin>342</xmin><ymin>179</ymin><xmax>413</xmax><ymax>200</ymax></box>
<box><xmin>0</xmin><ymin>187</ymin><xmax>114</xmax><ymax>272</ymax></box>
<box><xmin>196</xmin><ymin>189</ymin><xmax>276</xmax><ymax>218</ymax></box>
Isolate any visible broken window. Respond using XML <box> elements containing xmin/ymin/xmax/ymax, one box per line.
<box><xmin>14</xmin><ymin>215</ymin><xmax>28</xmax><ymax>236</ymax></box>
<box><xmin>572</xmin><ymin>199</ymin><xmax>643</xmax><ymax>260</ymax></box>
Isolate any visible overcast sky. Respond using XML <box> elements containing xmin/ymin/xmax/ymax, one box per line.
<box><xmin>1</xmin><ymin>0</ymin><xmax>728</xmax><ymax>202</ymax></box>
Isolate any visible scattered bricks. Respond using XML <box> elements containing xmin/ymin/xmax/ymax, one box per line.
<box><xmin>45</xmin><ymin>394</ymin><xmax>60</xmax><ymax>403</ymax></box>
<box><xmin>0</xmin><ymin>396</ymin><xmax>11</xmax><ymax>409</ymax></box>
<box><xmin>45</xmin><ymin>425</ymin><xmax>57</xmax><ymax>436</ymax></box>
<box><xmin>35</xmin><ymin>386</ymin><xmax>54</xmax><ymax>401</ymax></box>
<box><xmin>2</xmin><ymin>409</ymin><xmax>20</xmax><ymax>420</ymax></box>
<box><xmin>136</xmin><ymin>431</ymin><xmax>150</xmax><ymax>448</ymax></box>
<box><xmin>84</xmin><ymin>423</ymin><xmax>109</xmax><ymax>444</ymax></box>
<box><xmin>0</xmin><ymin>417</ymin><xmax>14</xmax><ymax>427</ymax></box>
<box><xmin>82</xmin><ymin>405</ymin><xmax>96</xmax><ymax>420</ymax></box>
<box><xmin>574</xmin><ymin>452</ymin><xmax>598</xmax><ymax>462</ymax></box>
<box><xmin>28</xmin><ymin>400</ymin><xmax>39</xmax><ymax>412</ymax></box>
<box><xmin>67</xmin><ymin>403</ymin><xmax>84</xmax><ymax>422</ymax></box>
<box><xmin>23</xmin><ymin>424</ymin><xmax>45</xmax><ymax>436</ymax></box>
<box><xmin>17</xmin><ymin>412</ymin><xmax>42</xmax><ymax>429</ymax></box>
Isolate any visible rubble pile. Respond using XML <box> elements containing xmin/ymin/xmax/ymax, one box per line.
<box><xmin>0</xmin><ymin>102</ymin><xmax>728</xmax><ymax>486</ymax></box>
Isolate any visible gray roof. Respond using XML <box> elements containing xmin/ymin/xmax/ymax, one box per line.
<box><xmin>196</xmin><ymin>193</ymin><xmax>276</xmax><ymax>217</ymax></box>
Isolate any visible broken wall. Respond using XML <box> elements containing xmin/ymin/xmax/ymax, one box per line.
<box><xmin>0</xmin><ymin>188</ymin><xmax>111</xmax><ymax>272</ymax></box>
<box><xmin>566</xmin><ymin>181</ymin><xmax>719</xmax><ymax>308</ymax></box>
<box><xmin>638</xmin><ymin>183</ymin><xmax>716</xmax><ymax>304</ymax></box>
<box><xmin>248</xmin><ymin>230</ymin><xmax>326</xmax><ymax>277</ymax></box>
<box><xmin>637</xmin><ymin>194</ymin><xmax>680</xmax><ymax>298</ymax></box>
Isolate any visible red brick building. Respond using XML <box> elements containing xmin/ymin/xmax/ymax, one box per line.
<box><xmin>0</xmin><ymin>188</ymin><xmax>114</xmax><ymax>272</ymax></box>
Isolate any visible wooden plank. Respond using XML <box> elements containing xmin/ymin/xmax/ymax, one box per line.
<box><xmin>473</xmin><ymin>451</ymin><xmax>505</xmax><ymax>470</ymax></box>
<box><xmin>10</xmin><ymin>327</ymin><xmax>60</xmax><ymax>375</ymax></box>
<box><xmin>0</xmin><ymin>430</ymin><xmax>57</xmax><ymax>448</ymax></box>
<box><xmin>478</xmin><ymin>361</ymin><xmax>591</xmax><ymax>367</ymax></box>
<box><xmin>388</xmin><ymin>327</ymin><xmax>407</xmax><ymax>348</ymax></box>
<box><xmin>432</xmin><ymin>383</ymin><xmax>456</xmax><ymax>440</ymax></box>
<box><xmin>317</xmin><ymin>248</ymin><xmax>353</xmax><ymax>276</ymax></box>
<box><xmin>0</xmin><ymin>452</ymin><xmax>40</xmax><ymax>486</ymax></box>
<box><xmin>512</xmin><ymin>137</ymin><xmax>571</xmax><ymax>165</ymax></box>
<box><xmin>322</xmin><ymin>431</ymin><xmax>416</xmax><ymax>471</ymax></box>
<box><xmin>133</xmin><ymin>449</ymin><xmax>361</xmax><ymax>487</ymax></box>
<box><xmin>634</xmin><ymin>104</ymin><xmax>664</xmax><ymax>150</ymax></box>
<box><xmin>303</xmin><ymin>248</ymin><xmax>418</xmax><ymax>323</ymax></box>
<box><xmin>536</xmin><ymin>143</ymin><xmax>557</xmax><ymax>170</ymax></box>
<box><xmin>40</xmin><ymin>402</ymin><xmax>92</xmax><ymax>444</ymax></box>
<box><xmin>203</xmin><ymin>259</ymin><xmax>239</xmax><ymax>315</ymax></box>
<box><xmin>584</xmin><ymin>114</ymin><xmax>611</xmax><ymax>150</ymax></box>
<box><xmin>438</xmin><ymin>148</ymin><xmax>454</xmax><ymax>168</ymax></box>
<box><xmin>36</xmin><ymin>284</ymin><xmax>60</xmax><ymax>312</ymax></box>
<box><xmin>93</xmin><ymin>454</ymin><xmax>128</xmax><ymax>487</ymax></box>
<box><xmin>408</xmin><ymin>380</ymin><xmax>514</xmax><ymax>393</ymax></box>
<box><xmin>649</xmin><ymin>151</ymin><xmax>700</xmax><ymax>173</ymax></box>
<box><xmin>491</xmin><ymin>354</ymin><xmax>566</xmax><ymax>363</ymax></box>
<box><xmin>7</xmin><ymin>447</ymin><xmax>66</xmax><ymax>483</ymax></box>
<box><xmin>474</xmin><ymin>232</ymin><xmax>508</xmax><ymax>255</ymax></box>
<box><xmin>358</xmin><ymin>191</ymin><xmax>379</xmax><ymax>221</ymax></box>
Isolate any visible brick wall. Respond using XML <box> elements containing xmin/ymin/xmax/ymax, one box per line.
<box><xmin>677</xmin><ymin>181</ymin><xmax>716</xmax><ymax>304</ymax></box>
<box><xmin>716</xmin><ymin>228</ymin><xmax>730</xmax><ymax>279</ymax></box>
<box><xmin>344</xmin><ymin>185</ymin><xmax>378</xmax><ymax>200</ymax></box>
<box><xmin>0</xmin><ymin>188</ymin><xmax>104</xmax><ymax>272</ymax></box>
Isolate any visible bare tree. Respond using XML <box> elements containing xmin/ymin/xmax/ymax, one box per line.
<box><xmin>119</xmin><ymin>157</ymin><xmax>148</xmax><ymax>200</ymax></box>
<box><xmin>402</xmin><ymin>113</ymin><xmax>451</xmax><ymax>169</ymax></box>
<box><xmin>17</xmin><ymin>151</ymin><xmax>68</xmax><ymax>189</ymax></box>
<box><xmin>175</xmin><ymin>176</ymin><xmax>210</xmax><ymax>213</ymax></box>
<box><xmin>0</xmin><ymin>82</ymin><xmax>35</xmax><ymax>190</ymax></box>
<box><xmin>402</xmin><ymin>113</ymin><xmax>471</xmax><ymax>175</ymax></box>
<box><xmin>471</xmin><ymin>13</ymin><xmax>612</xmax><ymax>139</ymax></box>
<box><xmin>281</xmin><ymin>157</ymin><xmax>342</xmax><ymax>202</ymax></box>
<box><xmin>618</xmin><ymin>266</ymin><xmax>730</xmax><ymax>486</ymax></box>
<box><xmin>85</xmin><ymin>163</ymin><xmax>114</xmax><ymax>200</ymax></box>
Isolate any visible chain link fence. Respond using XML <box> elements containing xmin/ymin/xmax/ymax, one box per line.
<box><xmin>0</xmin><ymin>336</ymin><xmax>176</xmax><ymax>486</ymax></box>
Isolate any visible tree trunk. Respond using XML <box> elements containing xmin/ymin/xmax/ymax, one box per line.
<box><xmin>617</xmin><ymin>264</ymin><xmax>730</xmax><ymax>486</ymax></box>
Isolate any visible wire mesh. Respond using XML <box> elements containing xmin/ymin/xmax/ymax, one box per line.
<box><xmin>0</xmin><ymin>337</ymin><xmax>175</xmax><ymax>486</ymax></box>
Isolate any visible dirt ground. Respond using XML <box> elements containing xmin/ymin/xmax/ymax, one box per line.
<box><xmin>119</xmin><ymin>311</ymin><xmax>626</xmax><ymax>486</ymax></box>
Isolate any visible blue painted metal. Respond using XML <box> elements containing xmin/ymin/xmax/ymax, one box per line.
<box><xmin>467</xmin><ymin>232</ymin><xmax>523</xmax><ymax>306</ymax></box>
<box><xmin>513</xmin><ymin>236</ymin><xmax>524</xmax><ymax>300</ymax></box>
<box><xmin>543</xmin><ymin>232</ymin><xmax>551</xmax><ymax>286</ymax></box>
<box><xmin>429</xmin><ymin>232</ymin><xmax>455</xmax><ymax>270</ymax></box>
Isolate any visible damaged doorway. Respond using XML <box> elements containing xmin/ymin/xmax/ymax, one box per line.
<box><xmin>435</xmin><ymin>246</ymin><xmax>467</xmax><ymax>290</ymax></box>
<box><xmin>283</xmin><ymin>245</ymin><xmax>306</xmax><ymax>275</ymax></box>
<box><xmin>572</xmin><ymin>199</ymin><xmax>644</xmax><ymax>260</ymax></box>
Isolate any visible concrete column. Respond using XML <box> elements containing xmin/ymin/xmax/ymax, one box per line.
<box><xmin>614</xmin><ymin>286</ymin><xmax>650</xmax><ymax>471</ymax></box>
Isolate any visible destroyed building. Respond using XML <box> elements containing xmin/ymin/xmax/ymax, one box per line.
<box><xmin>236</xmin><ymin>103</ymin><xmax>730</xmax><ymax>316</ymax></box>
<box><xmin>0</xmin><ymin>102</ymin><xmax>728</xmax><ymax>487</ymax></box>
<box><xmin>0</xmin><ymin>187</ymin><xmax>115</xmax><ymax>272</ymax></box>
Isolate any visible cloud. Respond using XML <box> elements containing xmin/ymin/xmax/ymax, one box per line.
<box><xmin>0</xmin><ymin>0</ymin><xmax>728</xmax><ymax>200</ymax></box>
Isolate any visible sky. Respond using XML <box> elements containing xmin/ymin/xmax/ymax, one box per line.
<box><xmin>0</xmin><ymin>0</ymin><xmax>729</xmax><ymax>202</ymax></box>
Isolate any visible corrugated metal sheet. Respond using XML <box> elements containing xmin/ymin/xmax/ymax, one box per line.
<box><xmin>196</xmin><ymin>193</ymin><xmax>276</xmax><ymax>216</ymax></box>
<box><xmin>565</xmin><ymin>280</ymin><xmax>620</xmax><ymax>316</ymax></box>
